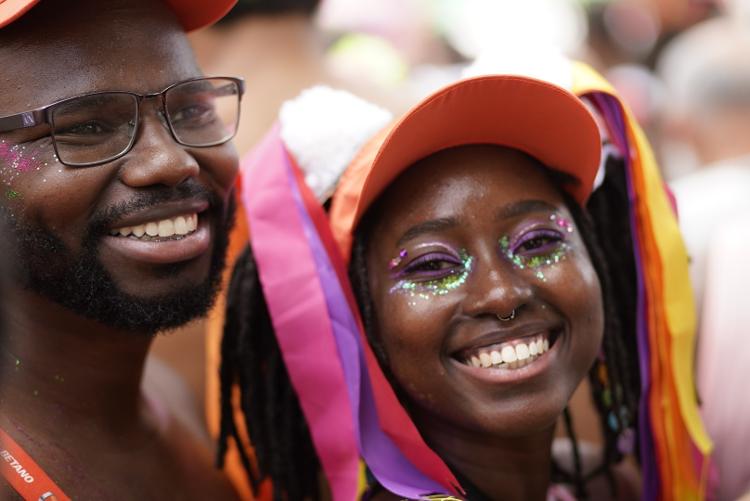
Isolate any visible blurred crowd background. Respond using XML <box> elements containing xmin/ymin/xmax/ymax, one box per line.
<box><xmin>187</xmin><ymin>0</ymin><xmax>750</xmax><ymax>181</ymax></box>
<box><xmin>149</xmin><ymin>1</ymin><xmax>750</xmax><ymax>498</ymax></box>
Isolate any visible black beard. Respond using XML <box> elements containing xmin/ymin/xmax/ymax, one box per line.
<box><xmin>2</xmin><ymin>182</ymin><xmax>235</xmax><ymax>335</ymax></box>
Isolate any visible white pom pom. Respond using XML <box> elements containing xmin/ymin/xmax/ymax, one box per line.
<box><xmin>280</xmin><ymin>86</ymin><xmax>393</xmax><ymax>201</ymax></box>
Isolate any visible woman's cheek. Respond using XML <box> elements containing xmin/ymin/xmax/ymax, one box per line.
<box><xmin>377</xmin><ymin>291</ymin><xmax>450</xmax><ymax>353</ymax></box>
<box><xmin>562</xmin><ymin>253</ymin><xmax>605</xmax><ymax>356</ymax></box>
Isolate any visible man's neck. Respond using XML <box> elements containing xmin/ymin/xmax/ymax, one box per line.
<box><xmin>0</xmin><ymin>289</ymin><xmax>239</xmax><ymax>500</ymax></box>
<box><xmin>418</xmin><ymin>416</ymin><xmax>555</xmax><ymax>501</ymax></box>
<box><xmin>0</xmin><ymin>288</ymin><xmax>153</xmax><ymax>435</ymax></box>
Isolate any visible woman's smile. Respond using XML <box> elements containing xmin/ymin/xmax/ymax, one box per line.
<box><xmin>446</xmin><ymin>325</ymin><xmax>570</xmax><ymax>394</ymax></box>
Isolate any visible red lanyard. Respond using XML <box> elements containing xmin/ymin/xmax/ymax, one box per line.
<box><xmin>0</xmin><ymin>428</ymin><xmax>71</xmax><ymax>501</ymax></box>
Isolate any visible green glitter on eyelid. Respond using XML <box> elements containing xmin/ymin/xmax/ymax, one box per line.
<box><xmin>498</xmin><ymin>222</ymin><xmax>572</xmax><ymax>278</ymax></box>
<box><xmin>390</xmin><ymin>250</ymin><xmax>474</xmax><ymax>299</ymax></box>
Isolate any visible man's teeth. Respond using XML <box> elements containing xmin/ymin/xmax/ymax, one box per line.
<box><xmin>465</xmin><ymin>334</ymin><xmax>550</xmax><ymax>370</ymax></box>
<box><xmin>110</xmin><ymin>214</ymin><xmax>198</xmax><ymax>239</ymax></box>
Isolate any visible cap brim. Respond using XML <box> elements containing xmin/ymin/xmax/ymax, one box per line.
<box><xmin>0</xmin><ymin>0</ymin><xmax>39</xmax><ymax>29</ymax></box>
<box><xmin>0</xmin><ymin>0</ymin><xmax>236</xmax><ymax>31</ymax></box>
<box><xmin>330</xmin><ymin>75</ymin><xmax>601</xmax><ymax>260</ymax></box>
<box><xmin>362</xmin><ymin>75</ymin><xmax>600</xmax><ymax>218</ymax></box>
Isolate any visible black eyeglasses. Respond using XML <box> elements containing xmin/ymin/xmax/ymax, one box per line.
<box><xmin>0</xmin><ymin>76</ymin><xmax>245</xmax><ymax>167</ymax></box>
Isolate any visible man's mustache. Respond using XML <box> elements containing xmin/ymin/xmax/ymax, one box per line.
<box><xmin>88</xmin><ymin>181</ymin><xmax>221</xmax><ymax>237</ymax></box>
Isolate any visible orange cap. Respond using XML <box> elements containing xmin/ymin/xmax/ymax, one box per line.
<box><xmin>329</xmin><ymin>75</ymin><xmax>602</xmax><ymax>261</ymax></box>
<box><xmin>0</xmin><ymin>0</ymin><xmax>237</xmax><ymax>31</ymax></box>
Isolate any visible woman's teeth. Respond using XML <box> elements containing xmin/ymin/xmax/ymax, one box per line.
<box><xmin>109</xmin><ymin>213</ymin><xmax>198</xmax><ymax>239</ymax></box>
<box><xmin>464</xmin><ymin>334</ymin><xmax>550</xmax><ymax>370</ymax></box>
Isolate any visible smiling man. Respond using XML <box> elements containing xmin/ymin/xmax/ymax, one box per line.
<box><xmin>0</xmin><ymin>0</ymin><xmax>241</xmax><ymax>498</ymax></box>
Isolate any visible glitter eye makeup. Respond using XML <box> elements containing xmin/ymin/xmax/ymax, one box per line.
<box><xmin>550</xmin><ymin>213</ymin><xmax>574</xmax><ymax>233</ymax></box>
<box><xmin>499</xmin><ymin>213</ymin><xmax>574</xmax><ymax>281</ymax></box>
<box><xmin>389</xmin><ymin>249</ymin><xmax>408</xmax><ymax>269</ymax></box>
<box><xmin>389</xmin><ymin>248</ymin><xmax>474</xmax><ymax>299</ymax></box>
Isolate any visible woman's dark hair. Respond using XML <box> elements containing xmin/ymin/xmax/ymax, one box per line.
<box><xmin>218</xmin><ymin>152</ymin><xmax>640</xmax><ymax>500</ymax></box>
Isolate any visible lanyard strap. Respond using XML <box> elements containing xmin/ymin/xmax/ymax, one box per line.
<box><xmin>0</xmin><ymin>428</ymin><xmax>71</xmax><ymax>501</ymax></box>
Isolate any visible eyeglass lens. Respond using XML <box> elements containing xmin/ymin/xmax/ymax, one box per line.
<box><xmin>49</xmin><ymin>78</ymin><xmax>240</xmax><ymax>166</ymax></box>
<box><xmin>50</xmin><ymin>93</ymin><xmax>138</xmax><ymax>166</ymax></box>
<box><xmin>166</xmin><ymin>78</ymin><xmax>240</xmax><ymax>147</ymax></box>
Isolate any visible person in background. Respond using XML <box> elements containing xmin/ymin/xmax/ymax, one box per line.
<box><xmin>659</xmin><ymin>15</ymin><xmax>750</xmax><ymax>501</ymax></box>
<box><xmin>0</xmin><ymin>0</ymin><xmax>242</xmax><ymax>498</ymax></box>
<box><xmin>657</xmin><ymin>16</ymin><xmax>750</xmax><ymax>179</ymax></box>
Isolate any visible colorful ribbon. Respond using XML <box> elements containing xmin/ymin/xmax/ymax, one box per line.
<box><xmin>242</xmin><ymin>124</ymin><xmax>459</xmax><ymax>500</ymax></box>
<box><xmin>240</xmin><ymin>62</ymin><xmax>713</xmax><ymax>501</ymax></box>
<box><xmin>573</xmin><ymin>62</ymin><xmax>713</xmax><ymax>501</ymax></box>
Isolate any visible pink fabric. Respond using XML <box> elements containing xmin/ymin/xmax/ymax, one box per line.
<box><xmin>547</xmin><ymin>484</ymin><xmax>577</xmax><ymax>501</ymax></box>
<box><xmin>242</xmin><ymin>125</ymin><xmax>360</xmax><ymax>500</ymax></box>
<box><xmin>697</xmin><ymin>211</ymin><xmax>750</xmax><ymax>500</ymax></box>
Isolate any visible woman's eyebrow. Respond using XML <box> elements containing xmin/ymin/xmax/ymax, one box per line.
<box><xmin>496</xmin><ymin>200</ymin><xmax>558</xmax><ymax>220</ymax></box>
<box><xmin>397</xmin><ymin>217</ymin><xmax>458</xmax><ymax>246</ymax></box>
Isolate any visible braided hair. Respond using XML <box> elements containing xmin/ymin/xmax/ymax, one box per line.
<box><xmin>218</xmin><ymin>154</ymin><xmax>640</xmax><ymax>500</ymax></box>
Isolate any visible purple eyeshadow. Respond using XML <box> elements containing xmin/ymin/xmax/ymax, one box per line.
<box><xmin>511</xmin><ymin>229</ymin><xmax>564</xmax><ymax>255</ymax></box>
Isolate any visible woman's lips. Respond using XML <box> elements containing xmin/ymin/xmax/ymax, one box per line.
<box><xmin>101</xmin><ymin>212</ymin><xmax>211</xmax><ymax>265</ymax></box>
<box><xmin>461</xmin><ymin>332</ymin><xmax>552</xmax><ymax>370</ymax></box>
<box><xmin>449</xmin><ymin>328</ymin><xmax>563</xmax><ymax>384</ymax></box>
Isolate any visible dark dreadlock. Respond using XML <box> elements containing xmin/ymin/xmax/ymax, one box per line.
<box><xmin>218</xmin><ymin>245</ymin><xmax>321</xmax><ymax>501</ymax></box>
<box><xmin>218</xmin><ymin>152</ymin><xmax>640</xmax><ymax>500</ymax></box>
<box><xmin>554</xmin><ymin>154</ymin><xmax>640</xmax><ymax>499</ymax></box>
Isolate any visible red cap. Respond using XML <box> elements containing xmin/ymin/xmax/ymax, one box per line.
<box><xmin>0</xmin><ymin>0</ymin><xmax>237</xmax><ymax>31</ymax></box>
<box><xmin>329</xmin><ymin>75</ymin><xmax>602</xmax><ymax>261</ymax></box>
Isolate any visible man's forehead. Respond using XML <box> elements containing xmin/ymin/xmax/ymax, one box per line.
<box><xmin>0</xmin><ymin>0</ymin><xmax>200</xmax><ymax>113</ymax></box>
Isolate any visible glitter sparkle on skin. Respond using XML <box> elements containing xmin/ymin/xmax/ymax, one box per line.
<box><xmin>0</xmin><ymin>139</ymin><xmax>57</xmax><ymax>186</ymax></box>
<box><xmin>550</xmin><ymin>213</ymin><xmax>574</xmax><ymax>233</ymax></box>
<box><xmin>390</xmin><ymin>250</ymin><xmax>474</xmax><ymax>300</ymax></box>
<box><xmin>498</xmin><ymin>213</ymin><xmax>573</xmax><ymax>282</ymax></box>
<box><xmin>389</xmin><ymin>248</ymin><xmax>408</xmax><ymax>269</ymax></box>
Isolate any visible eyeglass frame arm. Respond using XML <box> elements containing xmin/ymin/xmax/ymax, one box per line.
<box><xmin>0</xmin><ymin>108</ymin><xmax>48</xmax><ymax>133</ymax></box>
<box><xmin>0</xmin><ymin>76</ymin><xmax>246</xmax><ymax>135</ymax></box>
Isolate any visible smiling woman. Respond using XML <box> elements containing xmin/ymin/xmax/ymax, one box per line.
<box><xmin>356</xmin><ymin>145</ymin><xmax>604</xmax><ymax>455</ymax></box>
<box><xmin>216</xmin><ymin>64</ymin><xmax>711</xmax><ymax>501</ymax></box>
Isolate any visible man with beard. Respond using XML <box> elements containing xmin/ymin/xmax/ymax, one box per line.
<box><xmin>0</xmin><ymin>0</ymin><xmax>242</xmax><ymax>498</ymax></box>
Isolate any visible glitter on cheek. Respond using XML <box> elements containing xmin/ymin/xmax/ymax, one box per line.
<box><xmin>5</xmin><ymin>188</ymin><xmax>22</xmax><ymax>200</ymax></box>
<box><xmin>0</xmin><ymin>138</ymin><xmax>57</xmax><ymax>186</ymax></box>
<box><xmin>389</xmin><ymin>251</ymin><xmax>474</xmax><ymax>300</ymax></box>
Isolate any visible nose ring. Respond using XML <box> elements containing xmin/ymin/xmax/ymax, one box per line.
<box><xmin>497</xmin><ymin>309</ymin><xmax>516</xmax><ymax>322</ymax></box>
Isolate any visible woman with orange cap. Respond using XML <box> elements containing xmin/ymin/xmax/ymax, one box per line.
<box><xmin>215</xmin><ymin>58</ymin><xmax>711</xmax><ymax>500</ymax></box>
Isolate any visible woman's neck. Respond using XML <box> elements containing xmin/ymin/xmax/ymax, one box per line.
<box><xmin>416</xmin><ymin>414</ymin><xmax>556</xmax><ymax>501</ymax></box>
